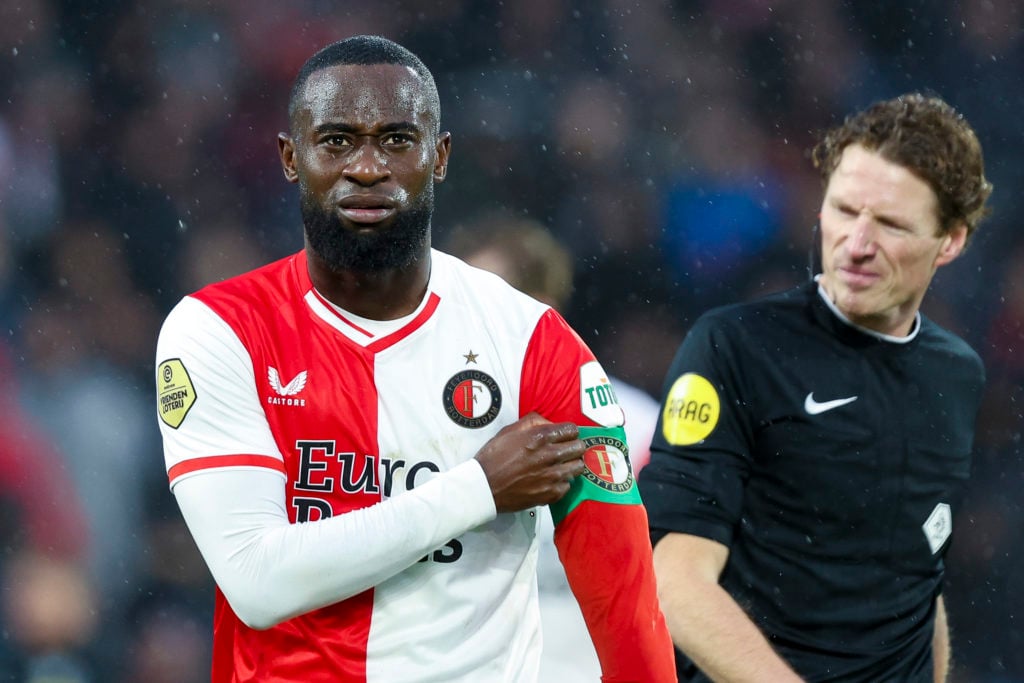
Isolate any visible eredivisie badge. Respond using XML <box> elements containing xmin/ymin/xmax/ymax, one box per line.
<box><xmin>157</xmin><ymin>358</ymin><xmax>197</xmax><ymax>429</ymax></box>
<box><xmin>580</xmin><ymin>432</ymin><xmax>633</xmax><ymax>493</ymax></box>
<box><xmin>442</xmin><ymin>370</ymin><xmax>502</xmax><ymax>428</ymax></box>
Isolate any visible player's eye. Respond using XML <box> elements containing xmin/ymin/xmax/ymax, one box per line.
<box><xmin>381</xmin><ymin>133</ymin><xmax>414</xmax><ymax>146</ymax></box>
<box><xmin>321</xmin><ymin>134</ymin><xmax>351</xmax><ymax>146</ymax></box>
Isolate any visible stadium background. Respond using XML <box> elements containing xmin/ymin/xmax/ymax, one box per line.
<box><xmin>1</xmin><ymin>0</ymin><xmax>1023</xmax><ymax>680</ymax></box>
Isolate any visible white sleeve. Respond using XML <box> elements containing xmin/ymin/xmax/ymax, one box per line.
<box><xmin>173</xmin><ymin>461</ymin><xmax>496</xmax><ymax>630</ymax></box>
<box><xmin>157</xmin><ymin>296</ymin><xmax>282</xmax><ymax>481</ymax></box>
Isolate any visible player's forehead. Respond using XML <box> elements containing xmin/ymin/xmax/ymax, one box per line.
<box><xmin>296</xmin><ymin>62</ymin><xmax>434</xmax><ymax>131</ymax></box>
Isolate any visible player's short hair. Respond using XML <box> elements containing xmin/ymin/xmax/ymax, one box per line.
<box><xmin>288</xmin><ymin>35</ymin><xmax>441</xmax><ymax>135</ymax></box>
<box><xmin>812</xmin><ymin>93</ymin><xmax>993</xmax><ymax>239</ymax></box>
<box><xmin>446</xmin><ymin>214</ymin><xmax>574</xmax><ymax>311</ymax></box>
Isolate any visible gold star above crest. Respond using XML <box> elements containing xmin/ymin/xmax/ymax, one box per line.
<box><xmin>463</xmin><ymin>350</ymin><xmax>479</xmax><ymax>364</ymax></box>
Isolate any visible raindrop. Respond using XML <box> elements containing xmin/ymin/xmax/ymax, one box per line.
<box><xmin>178</xmin><ymin>220</ymin><xmax>188</xmax><ymax>233</ymax></box>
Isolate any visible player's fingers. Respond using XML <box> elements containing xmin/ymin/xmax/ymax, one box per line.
<box><xmin>511</xmin><ymin>414</ymin><xmax>557</xmax><ymax>449</ymax></box>
<box><xmin>563</xmin><ymin>438</ymin><xmax>588</xmax><ymax>463</ymax></box>
<box><xmin>565</xmin><ymin>455</ymin><xmax>587</xmax><ymax>479</ymax></box>
<box><xmin>516</xmin><ymin>412</ymin><xmax>549</xmax><ymax>430</ymax></box>
<box><xmin>521</xmin><ymin>421</ymin><xmax>577</xmax><ymax>452</ymax></box>
<box><xmin>527</xmin><ymin>421</ymin><xmax>580</xmax><ymax>450</ymax></box>
<box><xmin>548</xmin><ymin>460</ymin><xmax>586</xmax><ymax>498</ymax></box>
<box><xmin>495</xmin><ymin>413</ymin><xmax>547</xmax><ymax>444</ymax></box>
<box><xmin>543</xmin><ymin>438</ymin><xmax>586</xmax><ymax>467</ymax></box>
<box><xmin>544</xmin><ymin>421</ymin><xmax>580</xmax><ymax>444</ymax></box>
<box><xmin>548</xmin><ymin>480</ymin><xmax>572</xmax><ymax>502</ymax></box>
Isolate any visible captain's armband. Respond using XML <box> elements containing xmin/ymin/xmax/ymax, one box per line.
<box><xmin>549</xmin><ymin>425</ymin><xmax>642</xmax><ymax>526</ymax></box>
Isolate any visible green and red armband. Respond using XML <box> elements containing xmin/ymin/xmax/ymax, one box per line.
<box><xmin>549</xmin><ymin>425</ymin><xmax>642</xmax><ymax>526</ymax></box>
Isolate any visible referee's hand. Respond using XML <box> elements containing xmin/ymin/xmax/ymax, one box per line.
<box><xmin>475</xmin><ymin>412</ymin><xmax>587</xmax><ymax>513</ymax></box>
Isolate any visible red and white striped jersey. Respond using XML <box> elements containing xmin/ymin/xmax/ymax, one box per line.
<box><xmin>156</xmin><ymin>249</ymin><xmax>674</xmax><ymax>682</ymax></box>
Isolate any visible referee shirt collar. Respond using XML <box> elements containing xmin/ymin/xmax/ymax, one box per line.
<box><xmin>812</xmin><ymin>274</ymin><xmax>920</xmax><ymax>345</ymax></box>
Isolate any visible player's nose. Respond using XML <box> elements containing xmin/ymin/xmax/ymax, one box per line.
<box><xmin>344</xmin><ymin>142</ymin><xmax>390</xmax><ymax>186</ymax></box>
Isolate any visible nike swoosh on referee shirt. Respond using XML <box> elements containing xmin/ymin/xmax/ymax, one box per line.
<box><xmin>804</xmin><ymin>392</ymin><xmax>858</xmax><ymax>415</ymax></box>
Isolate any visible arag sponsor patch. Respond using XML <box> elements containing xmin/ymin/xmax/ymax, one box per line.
<box><xmin>662</xmin><ymin>372</ymin><xmax>720</xmax><ymax>445</ymax></box>
<box><xmin>157</xmin><ymin>358</ymin><xmax>197</xmax><ymax>429</ymax></box>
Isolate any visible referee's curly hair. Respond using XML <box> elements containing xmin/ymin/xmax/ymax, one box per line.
<box><xmin>812</xmin><ymin>93</ymin><xmax>993</xmax><ymax>242</ymax></box>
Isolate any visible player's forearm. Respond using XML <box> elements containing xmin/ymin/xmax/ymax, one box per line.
<box><xmin>174</xmin><ymin>461</ymin><xmax>495</xmax><ymax>629</ymax></box>
<box><xmin>657</xmin><ymin>566</ymin><xmax>803</xmax><ymax>683</ymax></box>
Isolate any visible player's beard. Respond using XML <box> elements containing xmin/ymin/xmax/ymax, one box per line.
<box><xmin>301</xmin><ymin>185</ymin><xmax>433</xmax><ymax>273</ymax></box>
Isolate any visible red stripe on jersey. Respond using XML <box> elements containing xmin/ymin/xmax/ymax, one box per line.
<box><xmin>168</xmin><ymin>454</ymin><xmax>286</xmax><ymax>483</ymax></box>
<box><xmin>366</xmin><ymin>292</ymin><xmax>441</xmax><ymax>353</ymax></box>
<box><xmin>307</xmin><ymin>288</ymin><xmax>441</xmax><ymax>349</ymax></box>
<box><xmin>309</xmin><ymin>288</ymin><xmax>375</xmax><ymax>338</ymax></box>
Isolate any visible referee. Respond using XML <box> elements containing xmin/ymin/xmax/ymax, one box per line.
<box><xmin>640</xmin><ymin>93</ymin><xmax>992</xmax><ymax>682</ymax></box>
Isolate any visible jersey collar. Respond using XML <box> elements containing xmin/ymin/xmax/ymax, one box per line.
<box><xmin>811</xmin><ymin>275</ymin><xmax>920</xmax><ymax>346</ymax></box>
<box><xmin>293</xmin><ymin>249</ymin><xmax>441</xmax><ymax>352</ymax></box>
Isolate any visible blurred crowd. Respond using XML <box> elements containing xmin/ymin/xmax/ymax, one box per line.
<box><xmin>1</xmin><ymin>0</ymin><xmax>1023</xmax><ymax>681</ymax></box>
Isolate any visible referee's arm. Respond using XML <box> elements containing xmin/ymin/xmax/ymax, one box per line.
<box><xmin>933</xmin><ymin>595</ymin><xmax>950</xmax><ymax>683</ymax></box>
<box><xmin>653</xmin><ymin>532</ymin><xmax>804</xmax><ymax>682</ymax></box>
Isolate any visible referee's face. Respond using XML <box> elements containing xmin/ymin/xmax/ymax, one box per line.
<box><xmin>818</xmin><ymin>144</ymin><xmax>967</xmax><ymax>337</ymax></box>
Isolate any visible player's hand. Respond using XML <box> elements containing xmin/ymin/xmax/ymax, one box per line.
<box><xmin>475</xmin><ymin>412</ymin><xmax>586</xmax><ymax>513</ymax></box>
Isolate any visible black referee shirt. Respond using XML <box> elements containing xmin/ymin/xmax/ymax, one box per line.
<box><xmin>640</xmin><ymin>281</ymin><xmax>985</xmax><ymax>682</ymax></box>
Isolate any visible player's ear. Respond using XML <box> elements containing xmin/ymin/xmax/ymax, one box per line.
<box><xmin>279</xmin><ymin>133</ymin><xmax>299</xmax><ymax>183</ymax></box>
<box><xmin>434</xmin><ymin>132</ymin><xmax>451</xmax><ymax>183</ymax></box>
<box><xmin>935</xmin><ymin>222</ymin><xmax>967</xmax><ymax>267</ymax></box>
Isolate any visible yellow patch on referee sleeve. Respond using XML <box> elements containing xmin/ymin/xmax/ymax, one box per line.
<box><xmin>662</xmin><ymin>373</ymin><xmax>720</xmax><ymax>445</ymax></box>
<box><xmin>157</xmin><ymin>358</ymin><xmax>197</xmax><ymax>429</ymax></box>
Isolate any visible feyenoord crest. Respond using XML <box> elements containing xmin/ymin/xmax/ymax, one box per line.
<box><xmin>443</xmin><ymin>370</ymin><xmax>502</xmax><ymax>428</ymax></box>
<box><xmin>581</xmin><ymin>434</ymin><xmax>633</xmax><ymax>493</ymax></box>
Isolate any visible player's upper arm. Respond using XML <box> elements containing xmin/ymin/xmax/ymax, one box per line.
<box><xmin>156</xmin><ymin>296</ymin><xmax>283</xmax><ymax>487</ymax></box>
<box><xmin>519</xmin><ymin>308</ymin><xmax>623</xmax><ymax>428</ymax></box>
